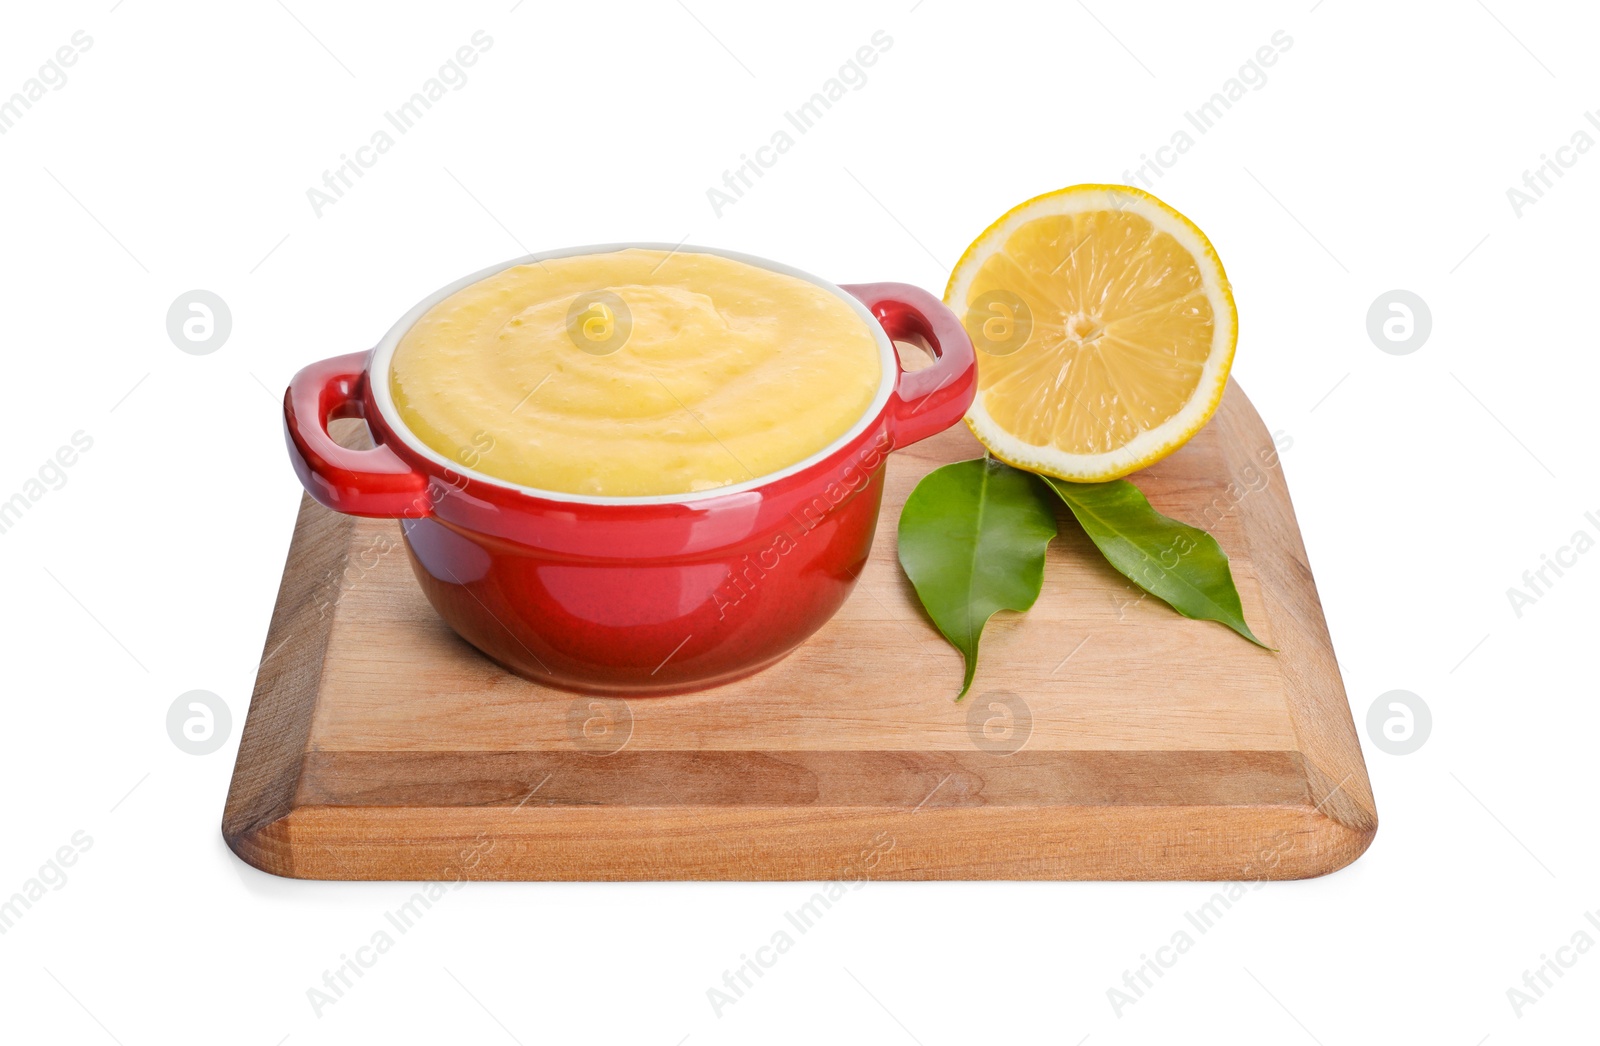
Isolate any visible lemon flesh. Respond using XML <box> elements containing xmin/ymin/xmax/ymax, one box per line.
<box><xmin>946</xmin><ymin>185</ymin><xmax>1237</xmax><ymax>482</ymax></box>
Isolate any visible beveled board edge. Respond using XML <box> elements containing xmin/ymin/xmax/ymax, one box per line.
<box><xmin>222</xmin><ymin>493</ymin><xmax>356</xmax><ymax>879</ymax></box>
<box><xmin>1212</xmin><ymin>383</ymin><xmax>1377</xmax><ymax>847</ymax></box>
<box><xmin>227</xmin><ymin>781</ymin><xmax>1372</xmax><ymax>882</ymax></box>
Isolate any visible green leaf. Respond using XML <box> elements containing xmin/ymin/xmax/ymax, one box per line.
<box><xmin>1041</xmin><ymin>477</ymin><xmax>1268</xmax><ymax>647</ymax></box>
<box><xmin>897</xmin><ymin>458</ymin><xmax>1059</xmax><ymax>699</ymax></box>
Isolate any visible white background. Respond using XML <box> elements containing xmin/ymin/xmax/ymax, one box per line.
<box><xmin>1</xmin><ymin>0</ymin><xmax>1596</xmax><ymax>1042</ymax></box>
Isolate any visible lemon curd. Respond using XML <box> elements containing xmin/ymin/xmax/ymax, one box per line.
<box><xmin>389</xmin><ymin>249</ymin><xmax>884</xmax><ymax>497</ymax></box>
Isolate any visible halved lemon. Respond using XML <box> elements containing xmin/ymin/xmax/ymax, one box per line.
<box><xmin>945</xmin><ymin>184</ymin><xmax>1237</xmax><ymax>482</ymax></box>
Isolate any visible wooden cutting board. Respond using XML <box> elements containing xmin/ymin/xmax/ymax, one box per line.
<box><xmin>224</xmin><ymin>381</ymin><xmax>1375</xmax><ymax>880</ymax></box>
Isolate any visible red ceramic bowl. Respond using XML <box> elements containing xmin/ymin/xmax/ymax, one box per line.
<box><xmin>284</xmin><ymin>245</ymin><xmax>976</xmax><ymax>695</ymax></box>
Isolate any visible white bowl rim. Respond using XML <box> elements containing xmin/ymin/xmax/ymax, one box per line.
<box><xmin>366</xmin><ymin>242</ymin><xmax>900</xmax><ymax>507</ymax></box>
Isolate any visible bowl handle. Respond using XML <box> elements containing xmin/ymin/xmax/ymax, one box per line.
<box><xmin>844</xmin><ymin>282</ymin><xmax>977</xmax><ymax>449</ymax></box>
<box><xmin>283</xmin><ymin>352</ymin><xmax>433</xmax><ymax>518</ymax></box>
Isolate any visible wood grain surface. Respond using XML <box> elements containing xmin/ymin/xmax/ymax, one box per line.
<box><xmin>223</xmin><ymin>381</ymin><xmax>1376</xmax><ymax>880</ymax></box>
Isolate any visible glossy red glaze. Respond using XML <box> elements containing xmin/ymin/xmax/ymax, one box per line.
<box><xmin>283</xmin><ymin>271</ymin><xmax>975</xmax><ymax>695</ymax></box>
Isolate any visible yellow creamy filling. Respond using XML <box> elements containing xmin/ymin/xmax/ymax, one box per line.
<box><xmin>390</xmin><ymin>249</ymin><xmax>883</xmax><ymax>497</ymax></box>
